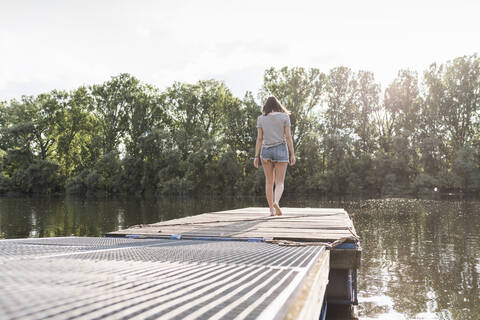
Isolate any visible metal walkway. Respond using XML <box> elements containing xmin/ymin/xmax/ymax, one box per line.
<box><xmin>0</xmin><ymin>237</ymin><xmax>328</xmax><ymax>320</ymax></box>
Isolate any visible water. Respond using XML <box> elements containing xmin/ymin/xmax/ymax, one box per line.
<box><xmin>0</xmin><ymin>195</ymin><xmax>479</xmax><ymax>319</ymax></box>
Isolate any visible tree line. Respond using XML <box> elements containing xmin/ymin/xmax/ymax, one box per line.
<box><xmin>0</xmin><ymin>54</ymin><xmax>479</xmax><ymax>196</ymax></box>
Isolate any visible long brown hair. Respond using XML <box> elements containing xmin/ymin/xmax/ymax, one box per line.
<box><xmin>262</xmin><ymin>96</ymin><xmax>291</xmax><ymax>115</ymax></box>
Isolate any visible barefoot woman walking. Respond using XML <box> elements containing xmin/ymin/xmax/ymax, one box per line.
<box><xmin>254</xmin><ymin>96</ymin><xmax>295</xmax><ymax>216</ymax></box>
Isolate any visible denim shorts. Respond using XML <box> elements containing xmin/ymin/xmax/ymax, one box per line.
<box><xmin>261</xmin><ymin>143</ymin><xmax>289</xmax><ymax>162</ymax></box>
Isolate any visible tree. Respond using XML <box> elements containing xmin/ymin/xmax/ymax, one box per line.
<box><xmin>54</xmin><ymin>87</ymin><xmax>98</xmax><ymax>178</ymax></box>
<box><xmin>420</xmin><ymin>63</ymin><xmax>448</xmax><ymax>177</ymax></box>
<box><xmin>91</xmin><ymin>73</ymin><xmax>138</xmax><ymax>155</ymax></box>
<box><xmin>0</xmin><ymin>92</ymin><xmax>66</xmax><ymax>193</ymax></box>
<box><xmin>353</xmin><ymin>71</ymin><xmax>381</xmax><ymax>156</ymax></box>
<box><xmin>222</xmin><ymin>91</ymin><xmax>258</xmax><ymax>156</ymax></box>
<box><xmin>124</xmin><ymin>84</ymin><xmax>167</xmax><ymax>159</ymax></box>
<box><xmin>376</xmin><ymin>71</ymin><xmax>422</xmax><ymax>190</ymax></box>
<box><xmin>5</xmin><ymin>92</ymin><xmax>65</xmax><ymax>161</ymax></box>
<box><xmin>166</xmin><ymin>80</ymin><xmax>230</xmax><ymax>155</ymax></box>
<box><xmin>324</xmin><ymin>66</ymin><xmax>358</xmax><ymax>136</ymax></box>
<box><xmin>441</xmin><ymin>55</ymin><xmax>480</xmax><ymax>154</ymax></box>
<box><xmin>261</xmin><ymin>67</ymin><xmax>326</xmax><ymax>149</ymax></box>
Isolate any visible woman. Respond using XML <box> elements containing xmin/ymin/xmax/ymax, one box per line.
<box><xmin>254</xmin><ymin>96</ymin><xmax>295</xmax><ymax>216</ymax></box>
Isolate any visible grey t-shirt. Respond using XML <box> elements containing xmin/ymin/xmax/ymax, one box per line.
<box><xmin>256</xmin><ymin>112</ymin><xmax>291</xmax><ymax>147</ymax></box>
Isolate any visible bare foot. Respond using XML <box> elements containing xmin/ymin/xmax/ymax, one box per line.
<box><xmin>273</xmin><ymin>203</ymin><xmax>282</xmax><ymax>216</ymax></box>
<box><xmin>270</xmin><ymin>208</ymin><xmax>275</xmax><ymax>216</ymax></box>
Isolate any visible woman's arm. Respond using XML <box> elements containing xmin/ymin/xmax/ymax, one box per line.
<box><xmin>284</xmin><ymin>126</ymin><xmax>296</xmax><ymax>166</ymax></box>
<box><xmin>254</xmin><ymin>128</ymin><xmax>263</xmax><ymax>168</ymax></box>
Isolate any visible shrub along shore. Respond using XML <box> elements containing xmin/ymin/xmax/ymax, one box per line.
<box><xmin>1</xmin><ymin>54</ymin><xmax>479</xmax><ymax>196</ymax></box>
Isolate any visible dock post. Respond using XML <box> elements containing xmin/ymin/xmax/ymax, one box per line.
<box><xmin>326</xmin><ymin>242</ymin><xmax>361</xmax><ymax>305</ymax></box>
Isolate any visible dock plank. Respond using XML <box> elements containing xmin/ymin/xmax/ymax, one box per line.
<box><xmin>109</xmin><ymin>207</ymin><xmax>359</xmax><ymax>243</ymax></box>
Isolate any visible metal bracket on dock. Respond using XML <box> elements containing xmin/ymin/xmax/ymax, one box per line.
<box><xmin>125</xmin><ymin>234</ymin><xmax>147</xmax><ymax>239</ymax></box>
<box><xmin>333</xmin><ymin>242</ymin><xmax>358</xmax><ymax>250</ymax></box>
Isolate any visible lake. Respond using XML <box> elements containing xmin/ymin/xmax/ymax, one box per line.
<box><xmin>0</xmin><ymin>195</ymin><xmax>479</xmax><ymax>319</ymax></box>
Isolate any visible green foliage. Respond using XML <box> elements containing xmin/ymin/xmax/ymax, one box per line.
<box><xmin>91</xmin><ymin>74</ymin><xmax>138</xmax><ymax>154</ymax></box>
<box><xmin>452</xmin><ymin>146</ymin><xmax>480</xmax><ymax>192</ymax></box>
<box><xmin>94</xmin><ymin>152</ymin><xmax>122</xmax><ymax>193</ymax></box>
<box><xmin>412</xmin><ymin>173</ymin><xmax>439</xmax><ymax>194</ymax></box>
<box><xmin>10</xmin><ymin>160</ymin><xmax>60</xmax><ymax>193</ymax></box>
<box><xmin>1</xmin><ymin>54</ymin><xmax>480</xmax><ymax>196</ymax></box>
<box><xmin>65</xmin><ymin>169</ymin><xmax>89</xmax><ymax>194</ymax></box>
<box><xmin>54</xmin><ymin>86</ymin><xmax>97</xmax><ymax>178</ymax></box>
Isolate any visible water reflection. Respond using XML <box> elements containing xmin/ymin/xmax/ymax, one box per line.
<box><xmin>347</xmin><ymin>199</ymin><xmax>480</xmax><ymax>320</ymax></box>
<box><xmin>0</xmin><ymin>196</ymin><xmax>479</xmax><ymax>319</ymax></box>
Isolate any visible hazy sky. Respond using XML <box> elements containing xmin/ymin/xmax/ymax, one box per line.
<box><xmin>1</xmin><ymin>0</ymin><xmax>479</xmax><ymax>100</ymax></box>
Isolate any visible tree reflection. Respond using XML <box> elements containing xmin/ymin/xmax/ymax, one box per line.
<box><xmin>0</xmin><ymin>197</ymin><xmax>33</xmax><ymax>238</ymax></box>
<box><xmin>352</xmin><ymin>199</ymin><xmax>480</xmax><ymax>320</ymax></box>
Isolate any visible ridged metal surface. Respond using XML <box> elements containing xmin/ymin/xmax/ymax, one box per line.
<box><xmin>0</xmin><ymin>237</ymin><xmax>325</xmax><ymax>320</ymax></box>
<box><xmin>0</xmin><ymin>237</ymin><xmax>167</xmax><ymax>261</ymax></box>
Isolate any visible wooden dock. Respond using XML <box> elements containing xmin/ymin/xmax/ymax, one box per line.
<box><xmin>108</xmin><ymin>207</ymin><xmax>358</xmax><ymax>243</ymax></box>
<box><xmin>109</xmin><ymin>207</ymin><xmax>362</xmax><ymax>306</ymax></box>
<box><xmin>0</xmin><ymin>207</ymin><xmax>360</xmax><ymax>320</ymax></box>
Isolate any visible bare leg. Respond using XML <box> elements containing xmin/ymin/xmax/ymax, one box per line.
<box><xmin>261</xmin><ymin>159</ymin><xmax>275</xmax><ymax>216</ymax></box>
<box><xmin>273</xmin><ymin>162</ymin><xmax>288</xmax><ymax>216</ymax></box>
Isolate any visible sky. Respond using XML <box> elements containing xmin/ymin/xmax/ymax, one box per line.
<box><xmin>1</xmin><ymin>0</ymin><xmax>479</xmax><ymax>101</ymax></box>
